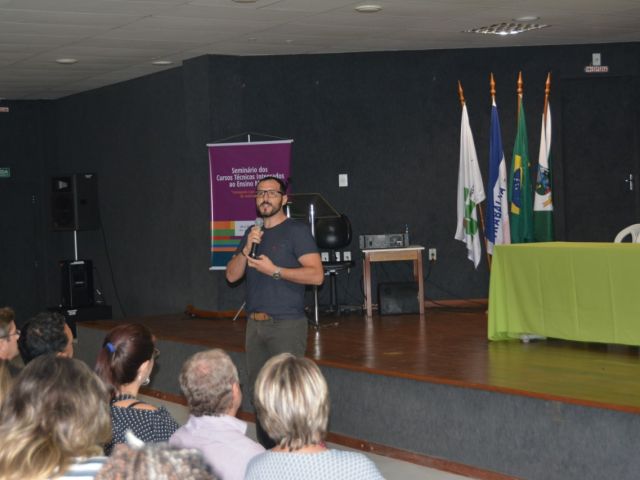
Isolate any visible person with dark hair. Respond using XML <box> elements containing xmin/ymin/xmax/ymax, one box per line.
<box><xmin>96</xmin><ymin>443</ymin><xmax>217</xmax><ymax>480</ymax></box>
<box><xmin>0</xmin><ymin>307</ymin><xmax>21</xmax><ymax>375</ymax></box>
<box><xmin>225</xmin><ymin>176</ymin><xmax>324</xmax><ymax>447</ymax></box>
<box><xmin>0</xmin><ymin>356</ymin><xmax>111</xmax><ymax>480</ymax></box>
<box><xmin>246</xmin><ymin>353</ymin><xmax>384</xmax><ymax>480</ymax></box>
<box><xmin>169</xmin><ymin>349</ymin><xmax>263</xmax><ymax>480</ymax></box>
<box><xmin>94</xmin><ymin>323</ymin><xmax>179</xmax><ymax>455</ymax></box>
<box><xmin>18</xmin><ymin>311</ymin><xmax>73</xmax><ymax>364</ymax></box>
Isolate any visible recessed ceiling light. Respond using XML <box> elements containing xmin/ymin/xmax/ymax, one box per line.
<box><xmin>56</xmin><ymin>58</ymin><xmax>78</xmax><ymax>64</ymax></box>
<box><xmin>465</xmin><ymin>22</ymin><xmax>549</xmax><ymax>36</ymax></box>
<box><xmin>232</xmin><ymin>0</ymin><xmax>257</xmax><ymax>3</ymax></box>
<box><xmin>151</xmin><ymin>60</ymin><xmax>173</xmax><ymax>66</ymax></box>
<box><xmin>514</xmin><ymin>16</ymin><xmax>540</xmax><ymax>22</ymax></box>
<box><xmin>355</xmin><ymin>4</ymin><xmax>382</xmax><ymax>13</ymax></box>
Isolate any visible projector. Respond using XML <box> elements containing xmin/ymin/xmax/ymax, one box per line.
<box><xmin>359</xmin><ymin>233</ymin><xmax>408</xmax><ymax>250</ymax></box>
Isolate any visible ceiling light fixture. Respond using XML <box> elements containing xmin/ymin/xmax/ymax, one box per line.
<box><xmin>465</xmin><ymin>22</ymin><xmax>549</xmax><ymax>36</ymax></box>
<box><xmin>151</xmin><ymin>60</ymin><xmax>173</xmax><ymax>66</ymax></box>
<box><xmin>355</xmin><ymin>4</ymin><xmax>382</xmax><ymax>13</ymax></box>
<box><xmin>232</xmin><ymin>0</ymin><xmax>257</xmax><ymax>3</ymax></box>
<box><xmin>514</xmin><ymin>16</ymin><xmax>540</xmax><ymax>22</ymax></box>
<box><xmin>56</xmin><ymin>58</ymin><xmax>78</xmax><ymax>64</ymax></box>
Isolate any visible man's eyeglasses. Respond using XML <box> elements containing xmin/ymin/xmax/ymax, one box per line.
<box><xmin>255</xmin><ymin>190</ymin><xmax>284</xmax><ymax>199</ymax></box>
<box><xmin>0</xmin><ymin>329</ymin><xmax>20</xmax><ymax>340</ymax></box>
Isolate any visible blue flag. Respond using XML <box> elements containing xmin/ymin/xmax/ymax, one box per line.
<box><xmin>486</xmin><ymin>100</ymin><xmax>510</xmax><ymax>254</ymax></box>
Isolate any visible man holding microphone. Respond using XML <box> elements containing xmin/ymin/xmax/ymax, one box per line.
<box><xmin>225</xmin><ymin>176</ymin><xmax>323</xmax><ymax>446</ymax></box>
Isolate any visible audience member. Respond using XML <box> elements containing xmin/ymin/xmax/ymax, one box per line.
<box><xmin>94</xmin><ymin>323</ymin><xmax>179</xmax><ymax>455</ymax></box>
<box><xmin>245</xmin><ymin>353</ymin><xmax>384</xmax><ymax>480</ymax></box>
<box><xmin>18</xmin><ymin>310</ymin><xmax>73</xmax><ymax>364</ymax></box>
<box><xmin>170</xmin><ymin>349</ymin><xmax>264</xmax><ymax>480</ymax></box>
<box><xmin>0</xmin><ymin>356</ymin><xmax>110</xmax><ymax>480</ymax></box>
<box><xmin>0</xmin><ymin>307</ymin><xmax>22</xmax><ymax>375</ymax></box>
<box><xmin>95</xmin><ymin>443</ymin><xmax>217</xmax><ymax>480</ymax></box>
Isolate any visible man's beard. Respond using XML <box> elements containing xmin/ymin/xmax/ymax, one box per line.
<box><xmin>258</xmin><ymin>200</ymin><xmax>282</xmax><ymax>218</ymax></box>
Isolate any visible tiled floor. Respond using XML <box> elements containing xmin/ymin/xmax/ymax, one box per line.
<box><xmin>142</xmin><ymin>395</ymin><xmax>471</xmax><ymax>480</ymax></box>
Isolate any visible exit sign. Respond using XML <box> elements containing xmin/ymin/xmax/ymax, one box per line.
<box><xmin>0</xmin><ymin>167</ymin><xmax>11</xmax><ymax>178</ymax></box>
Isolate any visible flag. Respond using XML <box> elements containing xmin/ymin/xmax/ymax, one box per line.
<box><xmin>533</xmin><ymin>103</ymin><xmax>554</xmax><ymax>241</ymax></box>
<box><xmin>485</xmin><ymin>99</ymin><xmax>511</xmax><ymax>254</ymax></box>
<box><xmin>455</xmin><ymin>103</ymin><xmax>486</xmax><ymax>268</ymax></box>
<box><xmin>509</xmin><ymin>97</ymin><xmax>533</xmax><ymax>243</ymax></box>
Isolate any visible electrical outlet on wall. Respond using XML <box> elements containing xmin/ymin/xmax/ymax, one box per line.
<box><xmin>321</xmin><ymin>252</ymin><xmax>329</xmax><ymax>262</ymax></box>
<box><xmin>335</xmin><ymin>251</ymin><xmax>341</xmax><ymax>261</ymax></box>
<box><xmin>343</xmin><ymin>251</ymin><xmax>352</xmax><ymax>261</ymax></box>
<box><xmin>338</xmin><ymin>173</ymin><xmax>349</xmax><ymax>187</ymax></box>
<box><xmin>428</xmin><ymin>248</ymin><xmax>437</xmax><ymax>261</ymax></box>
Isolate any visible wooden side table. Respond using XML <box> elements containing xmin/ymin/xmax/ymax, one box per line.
<box><xmin>362</xmin><ymin>246</ymin><xmax>425</xmax><ymax>317</ymax></box>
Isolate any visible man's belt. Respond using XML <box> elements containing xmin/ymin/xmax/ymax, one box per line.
<box><xmin>249</xmin><ymin>312</ymin><xmax>271</xmax><ymax>321</ymax></box>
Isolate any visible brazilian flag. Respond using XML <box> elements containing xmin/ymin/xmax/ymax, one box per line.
<box><xmin>508</xmin><ymin>97</ymin><xmax>534</xmax><ymax>243</ymax></box>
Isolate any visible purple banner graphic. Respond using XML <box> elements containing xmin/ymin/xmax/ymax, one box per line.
<box><xmin>208</xmin><ymin>140</ymin><xmax>292</xmax><ymax>269</ymax></box>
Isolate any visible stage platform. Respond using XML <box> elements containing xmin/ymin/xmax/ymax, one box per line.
<box><xmin>75</xmin><ymin>308</ymin><xmax>640</xmax><ymax>480</ymax></box>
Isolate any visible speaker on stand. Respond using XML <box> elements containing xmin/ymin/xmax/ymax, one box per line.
<box><xmin>52</xmin><ymin>174</ymin><xmax>100</xmax><ymax>309</ymax></box>
<box><xmin>52</xmin><ymin>174</ymin><xmax>100</xmax><ymax>231</ymax></box>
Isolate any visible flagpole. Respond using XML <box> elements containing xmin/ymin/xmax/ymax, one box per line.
<box><xmin>458</xmin><ymin>81</ymin><xmax>490</xmax><ymax>270</ymax></box>
<box><xmin>490</xmin><ymin>72</ymin><xmax>496</xmax><ymax>103</ymax></box>
<box><xmin>517</xmin><ymin>71</ymin><xmax>523</xmax><ymax>116</ymax></box>
<box><xmin>543</xmin><ymin>72</ymin><xmax>551</xmax><ymax>120</ymax></box>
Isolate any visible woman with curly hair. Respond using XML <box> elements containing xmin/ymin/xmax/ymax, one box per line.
<box><xmin>96</xmin><ymin>443</ymin><xmax>217</xmax><ymax>480</ymax></box>
<box><xmin>0</xmin><ymin>356</ymin><xmax>111</xmax><ymax>480</ymax></box>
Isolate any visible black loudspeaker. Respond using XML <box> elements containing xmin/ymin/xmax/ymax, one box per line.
<box><xmin>378</xmin><ymin>282</ymin><xmax>420</xmax><ymax>315</ymax></box>
<box><xmin>60</xmin><ymin>260</ymin><xmax>94</xmax><ymax>308</ymax></box>
<box><xmin>52</xmin><ymin>174</ymin><xmax>100</xmax><ymax>231</ymax></box>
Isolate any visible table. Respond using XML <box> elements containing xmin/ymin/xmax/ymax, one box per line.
<box><xmin>362</xmin><ymin>246</ymin><xmax>425</xmax><ymax>317</ymax></box>
<box><xmin>488</xmin><ymin>242</ymin><xmax>640</xmax><ymax>346</ymax></box>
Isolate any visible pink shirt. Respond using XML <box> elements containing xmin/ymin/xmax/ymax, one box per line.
<box><xmin>169</xmin><ymin>414</ymin><xmax>264</xmax><ymax>480</ymax></box>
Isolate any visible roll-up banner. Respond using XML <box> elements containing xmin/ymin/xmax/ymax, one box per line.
<box><xmin>208</xmin><ymin>140</ymin><xmax>292</xmax><ymax>270</ymax></box>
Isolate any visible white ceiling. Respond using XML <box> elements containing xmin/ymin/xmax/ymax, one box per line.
<box><xmin>0</xmin><ymin>0</ymin><xmax>639</xmax><ymax>100</ymax></box>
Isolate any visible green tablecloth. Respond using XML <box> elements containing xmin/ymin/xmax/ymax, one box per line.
<box><xmin>488</xmin><ymin>242</ymin><xmax>640</xmax><ymax>346</ymax></box>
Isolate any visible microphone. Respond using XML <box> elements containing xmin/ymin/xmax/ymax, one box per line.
<box><xmin>249</xmin><ymin>218</ymin><xmax>264</xmax><ymax>259</ymax></box>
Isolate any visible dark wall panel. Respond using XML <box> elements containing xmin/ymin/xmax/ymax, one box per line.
<box><xmin>0</xmin><ymin>101</ymin><xmax>53</xmax><ymax>323</ymax></box>
<box><xmin>50</xmin><ymin>69</ymin><xmax>192</xmax><ymax>317</ymax></box>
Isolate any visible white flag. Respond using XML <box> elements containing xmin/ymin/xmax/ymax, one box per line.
<box><xmin>534</xmin><ymin>104</ymin><xmax>553</xmax><ymax>211</ymax></box>
<box><xmin>455</xmin><ymin>104</ymin><xmax>486</xmax><ymax>268</ymax></box>
<box><xmin>533</xmin><ymin>102</ymin><xmax>554</xmax><ymax>242</ymax></box>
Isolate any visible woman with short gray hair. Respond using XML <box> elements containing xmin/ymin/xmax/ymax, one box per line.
<box><xmin>245</xmin><ymin>353</ymin><xmax>384</xmax><ymax>479</ymax></box>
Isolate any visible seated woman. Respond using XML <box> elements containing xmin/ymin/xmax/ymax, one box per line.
<box><xmin>94</xmin><ymin>323</ymin><xmax>179</xmax><ymax>455</ymax></box>
<box><xmin>0</xmin><ymin>356</ymin><xmax>111</xmax><ymax>480</ymax></box>
<box><xmin>245</xmin><ymin>353</ymin><xmax>384</xmax><ymax>480</ymax></box>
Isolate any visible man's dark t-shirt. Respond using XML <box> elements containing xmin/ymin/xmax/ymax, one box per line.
<box><xmin>237</xmin><ymin>218</ymin><xmax>318</xmax><ymax>319</ymax></box>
